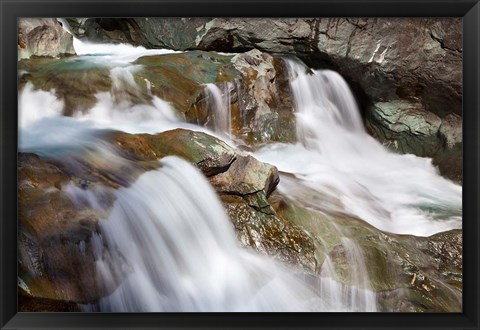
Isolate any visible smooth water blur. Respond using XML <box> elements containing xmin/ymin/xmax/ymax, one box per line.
<box><xmin>204</xmin><ymin>83</ymin><xmax>232</xmax><ymax>138</ymax></box>
<box><xmin>72</xmin><ymin>37</ymin><xmax>179</xmax><ymax>66</ymax></box>
<box><xmin>254</xmin><ymin>60</ymin><xmax>461</xmax><ymax>236</ymax></box>
<box><xmin>80</xmin><ymin>156</ymin><xmax>377</xmax><ymax>312</ymax></box>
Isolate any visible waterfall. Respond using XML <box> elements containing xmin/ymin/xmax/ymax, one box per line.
<box><xmin>74</xmin><ymin>156</ymin><xmax>376</xmax><ymax>312</ymax></box>
<box><xmin>254</xmin><ymin>60</ymin><xmax>462</xmax><ymax>237</ymax></box>
<box><xmin>204</xmin><ymin>83</ymin><xmax>232</xmax><ymax>138</ymax></box>
<box><xmin>19</xmin><ymin>39</ymin><xmax>460</xmax><ymax>313</ymax></box>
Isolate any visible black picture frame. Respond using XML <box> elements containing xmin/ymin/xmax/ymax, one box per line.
<box><xmin>1</xmin><ymin>0</ymin><xmax>479</xmax><ymax>329</ymax></box>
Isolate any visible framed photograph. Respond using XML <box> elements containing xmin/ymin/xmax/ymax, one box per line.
<box><xmin>1</xmin><ymin>0</ymin><xmax>479</xmax><ymax>329</ymax></box>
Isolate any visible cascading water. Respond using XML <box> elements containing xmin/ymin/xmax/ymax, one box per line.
<box><xmin>254</xmin><ymin>60</ymin><xmax>462</xmax><ymax>237</ymax></box>
<box><xmin>81</xmin><ymin>156</ymin><xmax>376</xmax><ymax>312</ymax></box>
<box><xmin>203</xmin><ymin>83</ymin><xmax>232</xmax><ymax>138</ymax></box>
<box><xmin>19</xmin><ymin>37</ymin><xmax>460</xmax><ymax>313</ymax></box>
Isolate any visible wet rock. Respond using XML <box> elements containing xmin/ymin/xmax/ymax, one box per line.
<box><xmin>438</xmin><ymin>114</ymin><xmax>462</xmax><ymax>148</ymax></box>
<box><xmin>19</xmin><ymin>45</ymin><xmax>296</xmax><ymax>148</ymax></box>
<box><xmin>110</xmin><ymin>129</ymin><xmax>279</xmax><ymax>196</ymax></box>
<box><xmin>230</xmin><ymin>50</ymin><xmax>296</xmax><ymax>145</ymax></box>
<box><xmin>366</xmin><ymin>100</ymin><xmax>442</xmax><ymax>157</ymax></box>
<box><xmin>108</xmin><ymin>129</ymin><xmax>314</xmax><ymax>271</ymax></box>
<box><xmin>18</xmin><ymin>50</ymin><xmax>237</xmax><ymax>118</ymax></box>
<box><xmin>135</xmin><ymin>51</ymin><xmax>238</xmax><ymax>116</ymax></box>
<box><xmin>66</xmin><ymin>18</ymin><xmax>462</xmax><ymax>180</ymax></box>
<box><xmin>66</xmin><ymin>18</ymin><xmax>210</xmax><ymax>49</ymax></box>
<box><xmin>18</xmin><ymin>18</ymin><xmax>75</xmax><ymax>59</ymax></box>
<box><xmin>19</xmin><ymin>58</ymin><xmax>112</xmax><ymax>115</ymax></box>
<box><xmin>110</xmin><ymin>128</ymin><xmax>237</xmax><ymax>176</ymax></box>
<box><xmin>18</xmin><ymin>153</ymin><xmax>110</xmax><ymax>303</ymax></box>
<box><xmin>221</xmin><ymin>195</ymin><xmax>316</xmax><ymax>273</ymax></box>
<box><xmin>270</xmin><ymin>190</ymin><xmax>462</xmax><ymax>312</ymax></box>
<box><xmin>209</xmin><ymin>155</ymin><xmax>279</xmax><ymax>197</ymax></box>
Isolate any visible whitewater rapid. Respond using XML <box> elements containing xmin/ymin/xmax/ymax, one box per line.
<box><xmin>254</xmin><ymin>60</ymin><xmax>462</xmax><ymax>236</ymax></box>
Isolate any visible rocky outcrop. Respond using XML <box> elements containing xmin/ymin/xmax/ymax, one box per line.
<box><xmin>65</xmin><ymin>18</ymin><xmax>461</xmax><ymax>116</ymax></box>
<box><xmin>18</xmin><ymin>51</ymin><xmax>235</xmax><ymax>117</ymax></box>
<box><xmin>108</xmin><ymin>129</ymin><xmax>315</xmax><ymax>272</ymax></box>
<box><xmin>20</xmin><ymin>47</ymin><xmax>298</xmax><ymax>147</ymax></box>
<box><xmin>18</xmin><ymin>153</ymin><xmax>107</xmax><ymax>303</ymax></box>
<box><xmin>19</xmin><ymin>127</ymin><xmax>317</xmax><ymax>310</ymax></box>
<box><xmin>229</xmin><ymin>50</ymin><xmax>296</xmax><ymax>145</ymax></box>
<box><xmin>18</xmin><ymin>146</ymin><xmax>155</xmax><ymax>303</ymax></box>
<box><xmin>271</xmin><ymin>191</ymin><xmax>462</xmax><ymax>312</ymax></box>
<box><xmin>18</xmin><ymin>18</ymin><xmax>75</xmax><ymax>59</ymax></box>
<box><xmin>64</xmin><ymin>18</ymin><xmax>462</xmax><ymax>180</ymax></box>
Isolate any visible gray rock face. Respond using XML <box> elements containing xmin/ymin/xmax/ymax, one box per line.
<box><xmin>18</xmin><ymin>18</ymin><xmax>75</xmax><ymax>59</ymax></box>
<box><xmin>66</xmin><ymin>18</ymin><xmax>461</xmax><ymax>117</ymax></box>
<box><xmin>439</xmin><ymin>114</ymin><xmax>462</xmax><ymax>148</ymax></box>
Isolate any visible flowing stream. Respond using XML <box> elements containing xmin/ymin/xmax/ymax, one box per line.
<box><xmin>254</xmin><ymin>60</ymin><xmax>462</xmax><ymax>236</ymax></box>
<box><xmin>18</xmin><ymin>38</ymin><xmax>462</xmax><ymax>312</ymax></box>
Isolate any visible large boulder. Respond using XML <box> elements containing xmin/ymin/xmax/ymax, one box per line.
<box><xmin>18</xmin><ymin>153</ymin><xmax>107</xmax><ymax>303</ymax></box>
<box><xmin>18</xmin><ymin>18</ymin><xmax>76</xmax><ymax>59</ymax></box>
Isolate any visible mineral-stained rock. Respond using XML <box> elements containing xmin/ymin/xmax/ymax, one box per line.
<box><xmin>18</xmin><ymin>58</ymin><xmax>112</xmax><ymax>116</ymax></box>
<box><xmin>230</xmin><ymin>50</ymin><xmax>296</xmax><ymax>145</ymax></box>
<box><xmin>108</xmin><ymin>129</ymin><xmax>315</xmax><ymax>271</ymax></box>
<box><xmin>270</xmin><ymin>189</ymin><xmax>462</xmax><ymax>312</ymax></box>
<box><xmin>18</xmin><ymin>153</ymin><xmax>107</xmax><ymax>303</ymax></box>
<box><xmin>221</xmin><ymin>195</ymin><xmax>316</xmax><ymax>273</ymax></box>
<box><xmin>109</xmin><ymin>128</ymin><xmax>237</xmax><ymax>176</ymax></box>
<box><xmin>110</xmin><ymin>129</ymin><xmax>280</xmax><ymax>197</ymax></box>
<box><xmin>366</xmin><ymin>101</ymin><xmax>462</xmax><ymax>182</ymax></box>
<box><xmin>18</xmin><ymin>18</ymin><xmax>76</xmax><ymax>59</ymax></box>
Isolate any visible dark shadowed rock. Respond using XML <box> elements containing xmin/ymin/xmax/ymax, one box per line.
<box><xmin>19</xmin><ymin>288</ymin><xmax>80</xmax><ymax>312</ymax></box>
